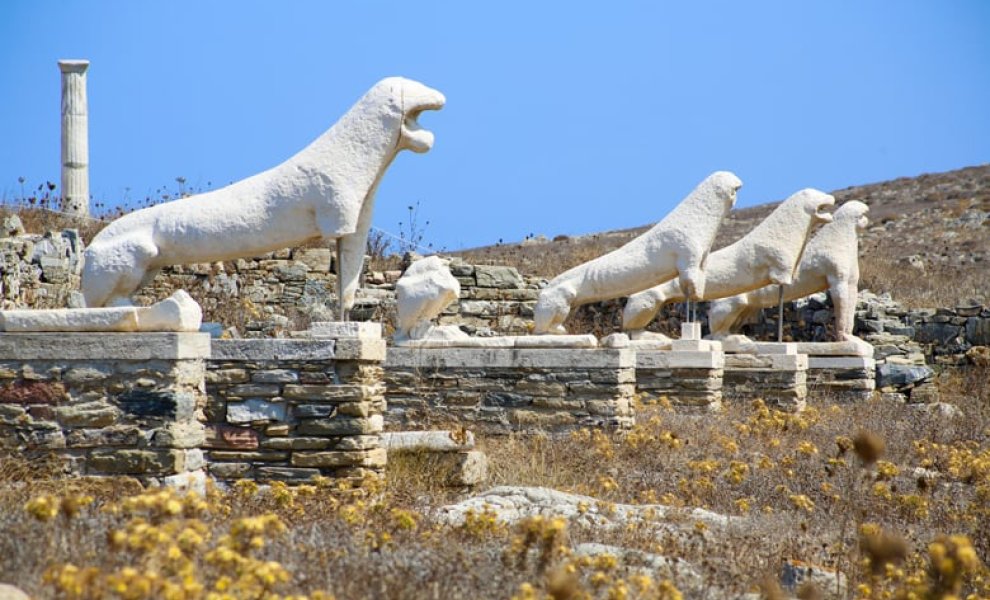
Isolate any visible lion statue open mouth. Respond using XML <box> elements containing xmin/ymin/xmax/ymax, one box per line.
<box><xmin>82</xmin><ymin>77</ymin><xmax>444</xmax><ymax>317</ymax></box>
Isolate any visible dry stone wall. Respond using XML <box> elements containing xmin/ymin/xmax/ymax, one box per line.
<box><xmin>204</xmin><ymin>338</ymin><xmax>387</xmax><ymax>483</ymax></box>
<box><xmin>1</xmin><ymin>222</ymin><xmax>82</xmax><ymax>310</ymax></box>
<box><xmin>385</xmin><ymin>348</ymin><xmax>635</xmax><ymax>433</ymax></box>
<box><xmin>0</xmin><ymin>333</ymin><xmax>209</xmax><ymax>484</ymax></box>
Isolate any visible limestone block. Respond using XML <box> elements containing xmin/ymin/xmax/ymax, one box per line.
<box><xmin>256</xmin><ymin>466</ymin><xmax>322</xmax><ymax>481</ymax></box>
<box><xmin>534</xmin><ymin>172</ymin><xmax>742</xmax><ymax>334</ymax></box>
<box><xmin>210</xmin><ymin>462</ymin><xmax>252</xmax><ymax>479</ymax></box>
<box><xmin>291</xmin><ymin>447</ymin><xmax>387</xmax><ymax>468</ymax></box>
<box><xmin>211</xmin><ymin>339</ymin><xmax>336</xmax><ymax>362</ymax></box>
<box><xmin>261</xmin><ymin>437</ymin><xmax>332</xmax><ymax>450</ymax></box>
<box><xmin>308</xmin><ymin>321</ymin><xmax>382</xmax><ymax>339</ymax></box>
<box><xmin>795</xmin><ymin>340</ymin><xmax>874</xmax><ymax>357</ymax></box>
<box><xmin>0</xmin><ymin>291</ymin><xmax>202</xmax><ymax>332</ymax></box>
<box><xmin>474</xmin><ymin>265</ymin><xmax>523</xmax><ymax>289</ymax></box>
<box><xmin>442</xmin><ymin>450</ymin><xmax>488</xmax><ymax>486</ymax></box>
<box><xmin>296</xmin><ymin>414</ymin><xmax>384</xmax><ymax>436</ymax></box>
<box><xmin>808</xmin><ymin>356</ymin><xmax>875</xmax><ymax>370</ymax></box>
<box><xmin>385</xmin><ymin>347</ymin><xmax>634</xmax><ymax>370</ymax></box>
<box><xmin>203</xmin><ymin>424</ymin><xmax>260</xmax><ymax>449</ymax></box>
<box><xmin>0</xmin><ymin>332</ymin><xmax>210</xmax><ymax>361</ymax></box>
<box><xmin>81</xmin><ymin>78</ymin><xmax>444</xmax><ymax>318</ymax></box>
<box><xmin>56</xmin><ymin>401</ymin><xmax>118</xmax><ymax>427</ymax></box>
<box><xmin>226</xmin><ymin>399</ymin><xmax>288</xmax><ymax>424</ymax></box>
<box><xmin>668</xmin><ymin>351</ymin><xmax>724</xmax><ymax>369</ymax></box>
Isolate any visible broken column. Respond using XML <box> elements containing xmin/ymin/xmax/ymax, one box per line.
<box><xmin>59</xmin><ymin>59</ymin><xmax>90</xmax><ymax>217</ymax></box>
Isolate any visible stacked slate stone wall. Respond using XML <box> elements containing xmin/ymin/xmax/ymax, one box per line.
<box><xmin>204</xmin><ymin>338</ymin><xmax>387</xmax><ymax>483</ymax></box>
<box><xmin>385</xmin><ymin>348</ymin><xmax>635</xmax><ymax>433</ymax></box>
<box><xmin>635</xmin><ymin>351</ymin><xmax>724</xmax><ymax>412</ymax></box>
<box><xmin>0</xmin><ymin>224</ymin><xmax>82</xmax><ymax>310</ymax></box>
<box><xmin>0</xmin><ymin>333</ymin><xmax>209</xmax><ymax>484</ymax></box>
<box><xmin>723</xmin><ymin>353</ymin><xmax>808</xmax><ymax>412</ymax></box>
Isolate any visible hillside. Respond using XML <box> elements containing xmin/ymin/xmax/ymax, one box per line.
<box><xmin>453</xmin><ymin>164</ymin><xmax>990</xmax><ymax>308</ymax></box>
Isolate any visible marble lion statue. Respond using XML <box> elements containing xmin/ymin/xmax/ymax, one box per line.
<box><xmin>622</xmin><ymin>188</ymin><xmax>836</xmax><ymax>333</ymax></box>
<box><xmin>82</xmin><ymin>77</ymin><xmax>445</xmax><ymax>317</ymax></box>
<box><xmin>706</xmin><ymin>200</ymin><xmax>870</xmax><ymax>341</ymax></box>
<box><xmin>532</xmin><ymin>171</ymin><xmax>742</xmax><ymax>334</ymax></box>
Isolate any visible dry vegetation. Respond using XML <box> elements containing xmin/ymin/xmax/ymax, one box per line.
<box><xmin>2</xmin><ymin>366</ymin><xmax>988</xmax><ymax>598</ymax></box>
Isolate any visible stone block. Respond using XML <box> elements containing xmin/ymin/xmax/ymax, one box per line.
<box><xmin>668</xmin><ymin>351</ymin><xmax>724</xmax><ymax>369</ymax></box>
<box><xmin>256</xmin><ymin>466</ymin><xmax>321</xmax><ymax>481</ymax></box>
<box><xmin>227</xmin><ymin>399</ymin><xmax>288</xmax><ymax>424</ymax></box>
<box><xmin>474</xmin><ymin>265</ymin><xmax>523</xmax><ymax>288</ymax></box>
<box><xmin>88</xmin><ymin>449</ymin><xmax>192</xmax><ymax>475</ymax></box>
<box><xmin>228</xmin><ymin>383</ymin><xmax>281</xmax><ymax>397</ymax></box>
<box><xmin>0</xmin><ymin>333</ymin><xmax>210</xmax><ymax>360</ymax></box>
<box><xmin>118</xmin><ymin>390</ymin><xmax>196</xmax><ymax>420</ymax></box>
<box><xmin>209</xmin><ymin>462</ymin><xmax>253</xmax><ymax>479</ymax></box>
<box><xmin>261</xmin><ymin>437</ymin><xmax>332</xmax><ymax>450</ymax></box>
<box><xmin>65</xmin><ymin>425</ymin><xmax>141</xmax><ymax>447</ymax></box>
<box><xmin>291</xmin><ymin>447</ymin><xmax>387</xmax><ymax>468</ymax></box>
<box><xmin>209</xmin><ymin>450</ymin><xmax>289</xmax><ymax>462</ymax></box>
<box><xmin>282</xmin><ymin>384</ymin><xmax>378</xmax><ymax>402</ymax></box>
<box><xmin>153</xmin><ymin>421</ymin><xmax>207</xmax><ymax>448</ymax></box>
<box><xmin>56</xmin><ymin>401</ymin><xmax>118</xmax><ymax>427</ymax></box>
<box><xmin>386</xmin><ymin>347</ymin><xmax>633</xmax><ymax>369</ymax></box>
<box><xmin>308</xmin><ymin>321</ymin><xmax>382</xmax><ymax>339</ymax></box>
<box><xmin>293</xmin><ymin>248</ymin><xmax>332</xmax><ymax>272</ymax></box>
<box><xmin>250</xmin><ymin>369</ymin><xmax>299</xmax><ymax>384</ymax></box>
<box><xmin>292</xmin><ymin>404</ymin><xmax>339</xmax><ymax>419</ymax></box>
<box><xmin>204</xmin><ymin>424</ymin><xmax>260</xmax><ymax>449</ymax></box>
<box><xmin>296</xmin><ymin>414</ymin><xmax>383</xmax><ymax>436</ymax></box>
<box><xmin>808</xmin><ymin>356</ymin><xmax>876</xmax><ymax>370</ymax></box>
<box><xmin>211</xmin><ymin>339</ymin><xmax>336</xmax><ymax>361</ymax></box>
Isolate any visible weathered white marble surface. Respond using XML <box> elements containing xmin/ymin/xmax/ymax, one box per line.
<box><xmin>622</xmin><ymin>188</ymin><xmax>835</xmax><ymax>332</ymax></box>
<box><xmin>533</xmin><ymin>172</ymin><xmax>742</xmax><ymax>334</ymax></box>
<box><xmin>81</xmin><ymin>77</ymin><xmax>444</xmax><ymax>317</ymax></box>
<box><xmin>707</xmin><ymin>201</ymin><xmax>870</xmax><ymax>342</ymax></box>
<box><xmin>394</xmin><ymin>256</ymin><xmax>466</xmax><ymax>343</ymax></box>
<box><xmin>396</xmin><ymin>334</ymin><xmax>598</xmax><ymax>349</ymax></box>
<box><xmin>0</xmin><ymin>290</ymin><xmax>201</xmax><ymax>332</ymax></box>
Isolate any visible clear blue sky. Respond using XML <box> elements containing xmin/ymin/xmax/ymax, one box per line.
<box><xmin>1</xmin><ymin>1</ymin><xmax>988</xmax><ymax>251</ymax></box>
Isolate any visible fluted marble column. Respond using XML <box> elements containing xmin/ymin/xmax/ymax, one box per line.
<box><xmin>59</xmin><ymin>59</ymin><xmax>90</xmax><ymax>217</ymax></box>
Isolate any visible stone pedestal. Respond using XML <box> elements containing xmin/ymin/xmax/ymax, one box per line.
<box><xmin>635</xmin><ymin>349</ymin><xmax>724</xmax><ymax>412</ymax></box>
<box><xmin>723</xmin><ymin>347</ymin><xmax>808</xmax><ymax>412</ymax></box>
<box><xmin>385</xmin><ymin>348</ymin><xmax>635</xmax><ymax>433</ymax></box>
<box><xmin>59</xmin><ymin>59</ymin><xmax>90</xmax><ymax>217</ymax></box>
<box><xmin>206</xmin><ymin>331</ymin><xmax>387</xmax><ymax>483</ymax></box>
<box><xmin>0</xmin><ymin>333</ymin><xmax>209</xmax><ymax>483</ymax></box>
<box><xmin>796</xmin><ymin>341</ymin><xmax>876</xmax><ymax>402</ymax></box>
<box><xmin>806</xmin><ymin>356</ymin><xmax>877</xmax><ymax>402</ymax></box>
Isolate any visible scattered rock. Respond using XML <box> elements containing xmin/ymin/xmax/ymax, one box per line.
<box><xmin>439</xmin><ymin>486</ymin><xmax>737</xmax><ymax>533</ymax></box>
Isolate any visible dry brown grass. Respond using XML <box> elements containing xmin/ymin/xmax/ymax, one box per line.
<box><xmin>2</xmin><ymin>370</ymin><xmax>988</xmax><ymax>598</ymax></box>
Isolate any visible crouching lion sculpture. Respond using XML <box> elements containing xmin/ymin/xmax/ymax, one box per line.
<box><xmin>706</xmin><ymin>200</ymin><xmax>870</xmax><ymax>341</ymax></box>
<box><xmin>533</xmin><ymin>171</ymin><xmax>742</xmax><ymax>334</ymax></box>
<box><xmin>622</xmin><ymin>188</ymin><xmax>835</xmax><ymax>333</ymax></box>
<box><xmin>82</xmin><ymin>77</ymin><xmax>445</xmax><ymax>317</ymax></box>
